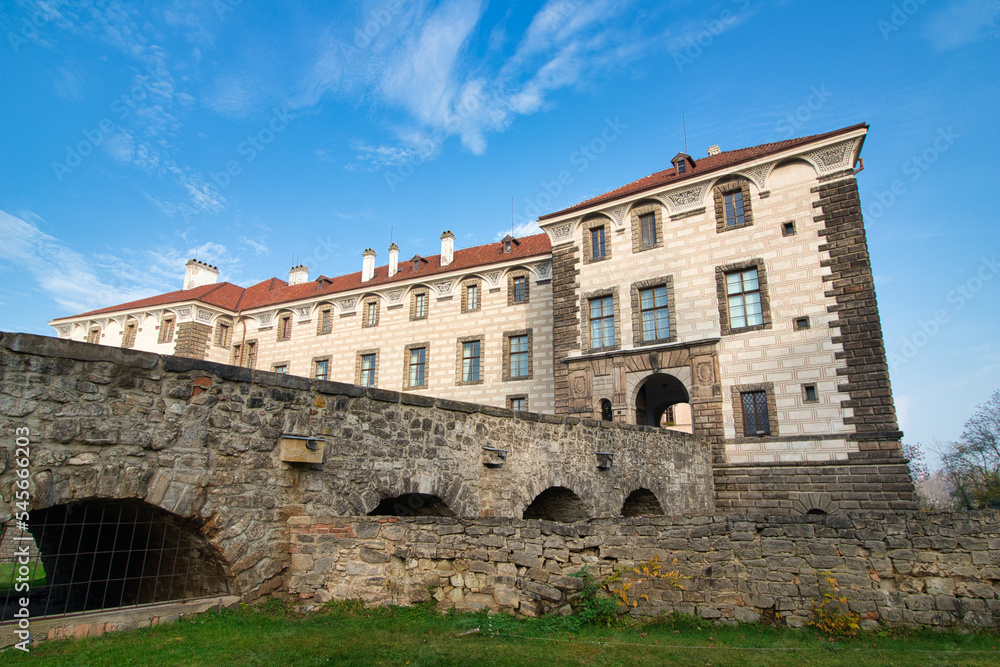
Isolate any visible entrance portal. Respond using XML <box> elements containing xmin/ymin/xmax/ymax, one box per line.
<box><xmin>635</xmin><ymin>373</ymin><xmax>692</xmax><ymax>432</ymax></box>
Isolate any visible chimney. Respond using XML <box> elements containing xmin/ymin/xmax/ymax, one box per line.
<box><xmin>440</xmin><ymin>230</ymin><xmax>455</xmax><ymax>266</ymax></box>
<box><xmin>362</xmin><ymin>248</ymin><xmax>376</xmax><ymax>282</ymax></box>
<box><xmin>388</xmin><ymin>243</ymin><xmax>399</xmax><ymax>277</ymax></box>
<box><xmin>288</xmin><ymin>265</ymin><xmax>309</xmax><ymax>285</ymax></box>
<box><xmin>183</xmin><ymin>259</ymin><xmax>219</xmax><ymax>290</ymax></box>
<box><xmin>707</xmin><ymin>145</ymin><xmax>721</xmax><ymax>156</ymax></box>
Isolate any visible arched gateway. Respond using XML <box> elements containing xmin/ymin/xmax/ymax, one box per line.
<box><xmin>634</xmin><ymin>373</ymin><xmax>692</xmax><ymax>432</ymax></box>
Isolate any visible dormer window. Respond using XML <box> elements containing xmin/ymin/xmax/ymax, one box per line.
<box><xmin>413</xmin><ymin>259</ymin><xmax>419</xmax><ymax>271</ymax></box>
<box><xmin>671</xmin><ymin>152</ymin><xmax>694</xmax><ymax>175</ymax></box>
<box><xmin>505</xmin><ymin>240</ymin><xmax>511</xmax><ymax>253</ymax></box>
<box><xmin>501</xmin><ymin>234</ymin><xmax>517</xmax><ymax>254</ymax></box>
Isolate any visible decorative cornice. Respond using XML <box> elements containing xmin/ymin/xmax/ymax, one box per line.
<box><xmin>805</xmin><ymin>138</ymin><xmax>858</xmax><ymax>174</ymax></box>
<box><xmin>656</xmin><ymin>183</ymin><xmax>709</xmax><ymax>215</ymax></box>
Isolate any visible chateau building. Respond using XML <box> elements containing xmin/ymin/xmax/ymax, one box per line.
<box><xmin>50</xmin><ymin>123</ymin><xmax>904</xmax><ymax>476</ymax></box>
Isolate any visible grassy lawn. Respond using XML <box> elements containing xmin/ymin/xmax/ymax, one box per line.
<box><xmin>1</xmin><ymin>601</ymin><xmax>997</xmax><ymax>666</ymax></box>
<box><xmin>0</xmin><ymin>562</ymin><xmax>46</xmax><ymax>591</ymax></box>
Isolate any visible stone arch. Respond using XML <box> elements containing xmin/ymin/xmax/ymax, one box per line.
<box><xmin>311</xmin><ymin>299</ymin><xmax>337</xmax><ymax>316</ymax></box>
<box><xmin>620</xmin><ymin>488</ymin><xmax>664</xmax><ymax>517</ymax></box>
<box><xmin>455</xmin><ymin>271</ymin><xmax>486</xmax><ymax>285</ymax></box>
<box><xmin>706</xmin><ymin>173</ymin><xmax>762</xmax><ymax>198</ymax></box>
<box><xmin>1</xmin><ymin>499</ymin><xmax>232</xmax><ymax>620</ymax></box>
<box><xmin>791</xmin><ymin>492</ymin><xmax>837</xmax><ymax>516</ymax></box>
<box><xmin>352</xmin><ymin>470</ymin><xmax>472</xmax><ymax>518</ymax></box>
<box><xmin>576</xmin><ymin>212</ymin><xmax>614</xmax><ymax>236</ymax></box>
<box><xmin>358</xmin><ymin>291</ymin><xmax>386</xmax><ymax>305</ymax></box>
<box><xmin>763</xmin><ymin>158</ymin><xmax>818</xmax><ymax>191</ymax></box>
<box><xmin>522</xmin><ymin>487</ymin><xmax>589</xmax><ymax>523</ymax></box>
<box><xmin>625</xmin><ymin>197</ymin><xmax>666</xmax><ymax>216</ymax></box>
<box><xmin>403</xmin><ymin>283</ymin><xmax>432</xmax><ymax>298</ymax></box>
<box><xmin>633</xmin><ymin>372</ymin><xmax>690</xmax><ymax>428</ymax></box>
<box><xmin>500</xmin><ymin>264</ymin><xmax>532</xmax><ymax>279</ymax></box>
<box><xmin>599</xmin><ymin>398</ymin><xmax>613</xmax><ymax>421</ymax></box>
<box><xmin>515</xmin><ymin>471</ymin><xmax>598</xmax><ymax>519</ymax></box>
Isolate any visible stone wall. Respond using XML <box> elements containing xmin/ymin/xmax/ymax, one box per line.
<box><xmin>714</xmin><ymin>460</ymin><xmax>917</xmax><ymax>514</ymax></box>
<box><xmin>0</xmin><ymin>331</ymin><xmax>712</xmax><ymax>602</ymax></box>
<box><xmin>289</xmin><ymin>512</ymin><xmax>1000</xmax><ymax>627</ymax></box>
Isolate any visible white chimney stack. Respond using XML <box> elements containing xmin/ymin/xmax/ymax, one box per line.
<box><xmin>362</xmin><ymin>248</ymin><xmax>376</xmax><ymax>282</ymax></box>
<box><xmin>288</xmin><ymin>265</ymin><xmax>309</xmax><ymax>285</ymax></box>
<box><xmin>440</xmin><ymin>230</ymin><xmax>455</xmax><ymax>266</ymax></box>
<box><xmin>183</xmin><ymin>259</ymin><xmax>219</xmax><ymax>290</ymax></box>
<box><xmin>707</xmin><ymin>145</ymin><xmax>721</xmax><ymax>156</ymax></box>
<box><xmin>388</xmin><ymin>243</ymin><xmax>399</xmax><ymax>277</ymax></box>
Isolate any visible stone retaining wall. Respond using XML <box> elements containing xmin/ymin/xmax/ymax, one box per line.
<box><xmin>289</xmin><ymin>512</ymin><xmax>1000</xmax><ymax>628</ymax></box>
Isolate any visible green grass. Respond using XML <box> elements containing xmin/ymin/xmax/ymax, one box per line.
<box><xmin>0</xmin><ymin>561</ymin><xmax>46</xmax><ymax>591</ymax></box>
<box><xmin>1</xmin><ymin>600</ymin><xmax>997</xmax><ymax>666</ymax></box>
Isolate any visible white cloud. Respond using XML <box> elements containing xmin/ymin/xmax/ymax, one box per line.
<box><xmin>298</xmin><ymin>0</ymin><xmax>648</xmax><ymax>169</ymax></box>
<box><xmin>0</xmin><ymin>209</ymin><xmax>250</xmax><ymax>317</ymax></box>
<box><xmin>496</xmin><ymin>220</ymin><xmax>542</xmax><ymax>240</ymax></box>
<box><xmin>924</xmin><ymin>0</ymin><xmax>1000</xmax><ymax>51</ymax></box>
<box><xmin>239</xmin><ymin>236</ymin><xmax>271</xmax><ymax>257</ymax></box>
<box><xmin>0</xmin><ymin>210</ymin><xmax>158</xmax><ymax>314</ymax></box>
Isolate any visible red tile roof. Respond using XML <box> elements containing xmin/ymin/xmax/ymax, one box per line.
<box><xmin>52</xmin><ymin>233</ymin><xmax>552</xmax><ymax>321</ymax></box>
<box><xmin>539</xmin><ymin>123</ymin><xmax>868</xmax><ymax>220</ymax></box>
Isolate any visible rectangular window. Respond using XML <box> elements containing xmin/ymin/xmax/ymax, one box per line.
<box><xmin>122</xmin><ymin>323</ymin><xmax>137</xmax><ymax>348</ymax></box>
<box><xmin>158</xmin><ymin>318</ymin><xmax>175</xmax><ymax>344</ymax></box>
<box><xmin>364</xmin><ymin>301</ymin><xmax>378</xmax><ymax>327</ymax></box>
<box><xmin>319</xmin><ymin>309</ymin><xmax>332</xmax><ymax>334</ymax></box>
<box><xmin>245</xmin><ymin>341</ymin><xmax>257</xmax><ymax>369</ymax></box>
<box><xmin>589</xmin><ymin>296</ymin><xmax>615</xmax><ymax>349</ymax></box>
<box><xmin>277</xmin><ymin>315</ymin><xmax>292</xmax><ymax>340</ymax></box>
<box><xmin>315</xmin><ymin>359</ymin><xmax>329</xmax><ymax>381</ymax></box>
<box><xmin>741</xmin><ymin>390</ymin><xmax>770</xmax><ymax>436</ymax></box>
<box><xmin>590</xmin><ymin>226</ymin><xmax>606</xmax><ymax>259</ymax></box>
<box><xmin>462</xmin><ymin>340</ymin><xmax>481</xmax><ymax>383</ymax></box>
<box><xmin>726</xmin><ymin>268</ymin><xmax>763</xmax><ymax>329</ymax></box>
<box><xmin>360</xmin><ymin>354</ymin><xmax>376</xmax><ymax>388</ymax></box>
<box><xmin>509</xmin><ymin>396</ymin><xmax>527</xmax><ymax>411</ymax></box>
<box><xmin>724</xmin><ymin>190</ymin><xmax>746</xmax><ymax>227</ymax></box>
<box><xmin>640</xmin><ymin>213</ymin><xmax>657</xmax><ymax>247</ymax></box>
<box><xmin>408</xmin><ymin>347</ymin><xmax>426</xmax><ymax>387</ymax></box>
<box><xmin>466</xmin><ymin>284</ymin><xmax>480</xmax><ymax>311</ymax></box>
<box><xmin>512</xmin><ymin>276</ymin><xmax>527</xmax><ymax>303</ymax></box>
<box><xmin>273</xmin><ymin>364</ymin><xmax>288</xmax><ymax>374</ymax></box>
<box><xmin>639</xmin><ymin>286</ymin><xmax>670</xmax><ymax>342</ymax></box>
<box><xmin>214</xmin><ymin>321</ymin><xmax>231</xmax><ymax>347</ymax></box>
<box><xmin>509</xmin><ymin>335</ymin><xmax>529</xmax><ymax>378</ymax></box>
<box><xmin>803</xmin><ymin>384</ymin><xmax>818</xmax><ymax>403</ymax></box>
<box><xmin>87</xmin><ymin>328</ymin><xmax>101</xmax><ymax>344</ymax></box>
<box><xmin>414</xmin><ymin>293</ymin><xmax>427</xmax><ymax>319</ymax></box>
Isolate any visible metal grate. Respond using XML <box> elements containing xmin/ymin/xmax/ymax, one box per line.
<box><xmin>1</xmin><ymin>501</ymin><xmax>229</xmax><ymax>621</ymax></box>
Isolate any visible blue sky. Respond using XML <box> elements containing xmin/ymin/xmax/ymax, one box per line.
<box><xmin>0</xmin><ymin>0</ymin><xmax>998</xmax><ymax>460</ymax></box>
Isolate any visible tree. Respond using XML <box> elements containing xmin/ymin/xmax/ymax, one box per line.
<box><xmin>939</xmin><ymin>389</ymin><xmax>1000</xmax><ymax>510</ymax></box>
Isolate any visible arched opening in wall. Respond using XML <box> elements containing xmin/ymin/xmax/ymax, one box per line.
<box><xmin>522</xmin><ymin>487</ymin><xmax>589</xmax><ymax>523</ymax></box>
<box><xmin>635</xmin><ymin>373</ymin><xmax>692</xmax><ymax>432</ymax></box>
<box><xmin>367</xmin><ymin>494</ymin><xmax>455</xmax><ymax>517</ymax></box>
<box><xmin>1</xmin><ymin>500</ymin><xmax>230</xmax><ymax>621</ymax></box>
<box><xmin>806</xmin><ymin>508</ymin><xmax>828</xmax><ymax>516</ymax></box>
<box><xmin>600</xmin><ymin>399</ymin><xmax>613</xmax><ymax>422</ymax></box>
<box><xmin>620</xmin><ymin>489</ymin><xmax>664</xmax><ymax>517</ymax></box>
